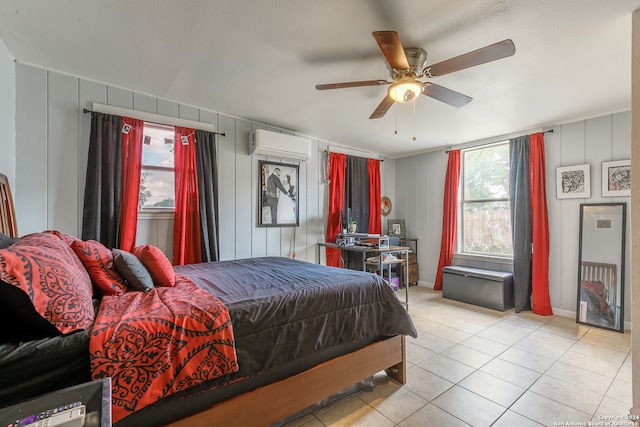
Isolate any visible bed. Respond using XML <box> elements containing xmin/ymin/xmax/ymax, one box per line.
<box><xmin>578</xmin><ymin>261</ymin><xmax>617</xmax><ymax>328</ymax></box>
<box><xmin>0</xmin><ymin>231</ymin><xmax>416</xmax><ymax>426</ymax></box>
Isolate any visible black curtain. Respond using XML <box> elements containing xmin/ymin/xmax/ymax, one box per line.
<box><xmin>345</xmin><ymin>155</ymin><xmax>370</xmax><ymax>231</ymax></box>
<box><xmin>82</xmin><ymin>112</ymin><xmax>123</xmax><ymax>248</ymax></box>
<box><xmin>509</xmin><ymin>135</ymin><xmax>532</xmax><ymax>312</ymax></box>
<box><xmin>194</xmin><ymin>130</ymin><xmax>220</xmax><ymax>262</ymax></box>
<box><xmin>344</xmin><ymin>155</ymin><xmax>370</xmax><ymax>270</ymax></box>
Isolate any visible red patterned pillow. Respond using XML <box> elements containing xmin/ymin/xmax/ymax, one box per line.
<box><xmin>0</xmin><ymin>232</ymin><xmax>94</xmax><ymax>334</ymax></box>
<box><xmin>70</xmin><ymin>239</ymin><xmax>127</xmax><ymax>295</ymax></box>
<box><xmin>132</xmin><ymin>245</ymin><xmax>176</xmax><ymax>287</ymax></box>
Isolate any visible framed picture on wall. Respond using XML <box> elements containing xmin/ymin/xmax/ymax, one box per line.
<box><xmin>259</xmin><ymin>161</ymin><xmax>299</xmax><ymax>227</ymax></box>
<box><xmin>602</xmin><ymin>160</ymin><xmax>630</xmax><ymax>197</ymax></box>
<box><xmin>556</xmin><ymin>164</ymin><xmax>591</xmax><ymax>199</ymax></box>
<box><xmin>387</xmin><ymin>219</ymin><xmax>406</xmax><ymax>239</ymax></box>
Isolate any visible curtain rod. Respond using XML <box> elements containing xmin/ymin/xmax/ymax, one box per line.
<box><xmin>82</xmin><ymin>107</ymin><xmax>225</xmax><ymax>137</ymax></box>
<box><xmin>323</xmin><ymin>150</ymin><xmax>384</xmax><ymax>161</ymax></box>
<box><xmin>445</xmin><ymin>129</ymin><xmax>554</xmax><ymax>154</ymax></box>
<box><xmin>323</xmin><ymin>149</ymin><xmax>384</xmax><ymax>160</ymax></box>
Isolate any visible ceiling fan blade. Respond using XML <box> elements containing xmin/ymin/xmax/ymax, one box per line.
<box><xmin>372</xmin><ymin>31</ymin><xmax>410</xmax><ymax>70</ymax></box>
<box><xmin>315</xmin><ymin>80</ymin><xmax>388</xmax><ymax>90</ymax></box>
<box><xmin>425</xmin><ymin>39</ymin><xmax>515</xmax><ymax>77</ymax></box>
<box><xmin>369</xmin><ymin>95</ymin><xmax>395</xmax><ymax>119</ymax></box>
<box><xmin>423</xmin><ymin>83</ymin><xmax>472</xmax><ymax>108</ymax></box>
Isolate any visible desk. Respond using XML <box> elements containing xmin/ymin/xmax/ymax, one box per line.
<box><xmin>318</xmin><ymin>243</ymin><xmax>410</xmax><ymax>307</ymax></box>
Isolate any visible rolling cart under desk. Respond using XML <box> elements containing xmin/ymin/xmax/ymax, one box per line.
<box><xmin>318</xmin><ymin>243</ymin><xmax>411</xmax><ymax>308</ymax></box>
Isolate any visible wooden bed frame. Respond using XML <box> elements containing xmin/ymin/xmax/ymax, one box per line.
<box><xmin>168</xmin><ymin>334</ymin><xmax>406</xmax><ymax>427</ymax></box>
<box><xmin>0</xmin><ymin>173</ymin><xmax>18</xmax><ymax>238</ymax></box>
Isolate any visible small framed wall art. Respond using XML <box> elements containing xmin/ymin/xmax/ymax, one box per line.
<box><xmin>556</xmin><ymin>164</ymin><xmax>590</xmax><ymax>199</ymax></box>
<box><xmin>387</xmin><ymin>219</ymin><xmax>406</xmax><ymax>239</ymax></box>
<box><xmin>381</xmin><ymin>196</ymin><xmax>392</xmax><ymax>216</ymax></box>
<box><xmin>602</xmin><ymin>160</ymin><xmax>630</xmax><ymax>197</ymax></box>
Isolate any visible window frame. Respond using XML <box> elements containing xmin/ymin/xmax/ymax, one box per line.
<box><xmin>458</xmin><ymin>141</ymin><xmax>513</xmax><ymax>259</ymax></box>
<box><xmin>139</xmin><ymin>122</ymin><xmax>176</xmax><ymax>214</ymax></box>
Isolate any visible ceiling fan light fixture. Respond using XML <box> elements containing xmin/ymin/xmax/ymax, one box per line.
<box><xmin>388</xmin><ymin>80</ymin><xmax>423</xmax><ymax>103</ymax></box>
<box><xmin>315</xmin><ymin>31</ymin><xmax>514</xmax><ymax>119</ymax></box>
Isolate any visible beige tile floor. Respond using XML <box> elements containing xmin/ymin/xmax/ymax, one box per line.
<box><xmin>284</xmin><ymin>286</ymin><xmax>633</xmax><ymax>427</ymax></box>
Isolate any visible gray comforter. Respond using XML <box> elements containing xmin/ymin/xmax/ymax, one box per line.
<box><xmin>175</xmin><ymin>256</ymin><xmax>417</xmax><ymax>381</ymax></box>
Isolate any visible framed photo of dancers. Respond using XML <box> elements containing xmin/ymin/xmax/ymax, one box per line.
<box><xmin>259</xmin><ymin>160</ymin><xmax>300</xmax><ymax>227</ymax></box>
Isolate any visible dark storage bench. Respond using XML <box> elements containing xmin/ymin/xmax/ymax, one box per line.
<box><xmin>442</xmin><ymin>266</ymin><xmax>514</xmax><ymax>311</ymax></box>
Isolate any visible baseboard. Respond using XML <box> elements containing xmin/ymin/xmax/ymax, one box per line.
<box><xmin>416</xmin><ymin>280</ymin><xmax>433</xmax><ymax>289</ymax></box>
<box><xmin>551</xmin><ymin>308</ymin><xmax>632</xmax><ymax>331</ymax></box>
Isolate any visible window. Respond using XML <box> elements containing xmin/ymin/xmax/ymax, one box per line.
<box><xmin>139</xmin><ymin>123</ymin><xmax>175</xmax><ymax>211</ymax></box>
<box><xmin>460</xmin><ymin>142</ymin><xmax>512</xmax><ymax>257</ymax></box>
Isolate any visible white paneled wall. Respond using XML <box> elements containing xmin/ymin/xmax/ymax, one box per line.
<box><xmin>393</xmin><ymin>149</ymin><xmax>448</xmax><ymax>291</ymax></box>
<box><xmin>13</xmin><ymin>63</ymin><xmax>342</xmax><ymax>264</ymax></box>
<box><xmin>395</xmin><ymin>111</ymin><xmax>632</xmax><ymax>323</ymax></box>
<box><xmin>0</xmin><ymin>37</ymin><xmax>15</xmax><ymax>186</ymax></box>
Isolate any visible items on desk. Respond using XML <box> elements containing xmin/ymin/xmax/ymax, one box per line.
<box><xmin>335</xmin><ymin>233</ymin><xmax>389</xmax><ymax>249</ymax></box>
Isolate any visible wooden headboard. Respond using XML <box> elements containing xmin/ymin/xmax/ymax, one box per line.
<box><xmin>0</xmin><ymin>173</ymin><xmax>18</xmax><ymax>237</ymax></box>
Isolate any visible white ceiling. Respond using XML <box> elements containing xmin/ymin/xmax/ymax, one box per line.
<box><xmin>1</xmin><ymin>0</ymin><xmax>639</xmax><ymax>158</ymax></box>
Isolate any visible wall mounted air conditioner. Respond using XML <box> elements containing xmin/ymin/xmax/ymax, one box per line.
<box><xmin>249</xmin><ymin>129</ymin><xmax>311</xmax><ymax>161</ymax></box>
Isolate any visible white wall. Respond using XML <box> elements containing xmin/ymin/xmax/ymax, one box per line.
<box><xmin>394</xmin><ymin>111</ymin><xmax>632</xmax><ymax>324</ymax></box>
<box><xmin>392</xmin><ymin>148</ymin><xmax>448</xmax><ymax>285</ymax></box>
<box><xmin>0</xmin><ymin>36</ymin><xmax>15</xmax><ymax>186</ymax></box>
<box><xmin>12</xmin><ymin>62</ymin><xmax>381</xmax><ymax>263</ymax></box>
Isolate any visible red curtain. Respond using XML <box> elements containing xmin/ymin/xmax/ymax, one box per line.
<box><xmin>529</xmin><ymin>133</ymin><xmax>553</xmax><ymax>315</ymax></box>
<box><xmin>325</xmin><ymin>152</ymin><xmax>346</xmax><ymax>267</ymax></box>
<box><xmin>119</xmin><ymin>117</ymin><xmax>144</xmax><ymax>251</ymax></box>
<box><xmin>173</xmin><ymin>127</ymin><xmax>202</xmax><ymax>265</ymax></box>
<box><xmin>368</xmin><ymin>159</ymin><xmax>381</xmax><ymax>234</ymax></box>
<box><xmin>434</xmin><ymin>150</ymin><xmax>461</xmax><ymax>290</ymax></box>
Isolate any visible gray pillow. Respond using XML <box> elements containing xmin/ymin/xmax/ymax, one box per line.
<box><xmin>0</xmin><ymin>233</ymin><xmax>19</xmax><ymax>249</ymax></box>
<box><xmin>112</xmin><ymin>249</ymin><xmax>154</xmax><ymax>292</ymax></box>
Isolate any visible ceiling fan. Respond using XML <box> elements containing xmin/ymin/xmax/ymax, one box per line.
<box><xmin>315</xmin><ymin>31</ymin><xmax>515</xmax><ymax>119</ymax></box>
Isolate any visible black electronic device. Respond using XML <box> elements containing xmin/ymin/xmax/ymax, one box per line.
<box><xmin>339</xmin><ymin>207</ymin><xmax>352</xmax><ymax>233</ymax></box>
<box><xmin>9</xmin><ymin>402</ymin><xmax>85</xmax><ymax>427</ymax></box>
<box><xmin>0</xmin><ymin>379</ymin><xmax>111</xmax><ymax>427</ymax></box>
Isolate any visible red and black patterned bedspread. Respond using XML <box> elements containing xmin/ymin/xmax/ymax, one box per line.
<box><xmin>89</xmin><ymin>275</ymin><xmax>237</xmax><ymax>423</ymax></box>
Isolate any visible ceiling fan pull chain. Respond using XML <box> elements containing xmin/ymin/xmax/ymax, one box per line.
<box><xmin>394</xmin><ymin>101</ymin><xmax>398</xmax><ymax>135</ymax></box>
<box><xmin>412</xmin><ymin>98</ymin><xmax>417</xmax><ymax>141</ymax></box>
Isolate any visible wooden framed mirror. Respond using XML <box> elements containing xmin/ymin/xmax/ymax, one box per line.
<box><xmin>576</xmin><ymin>203</ymin><xmax>625</xmax><ymax>332</ymax></box>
